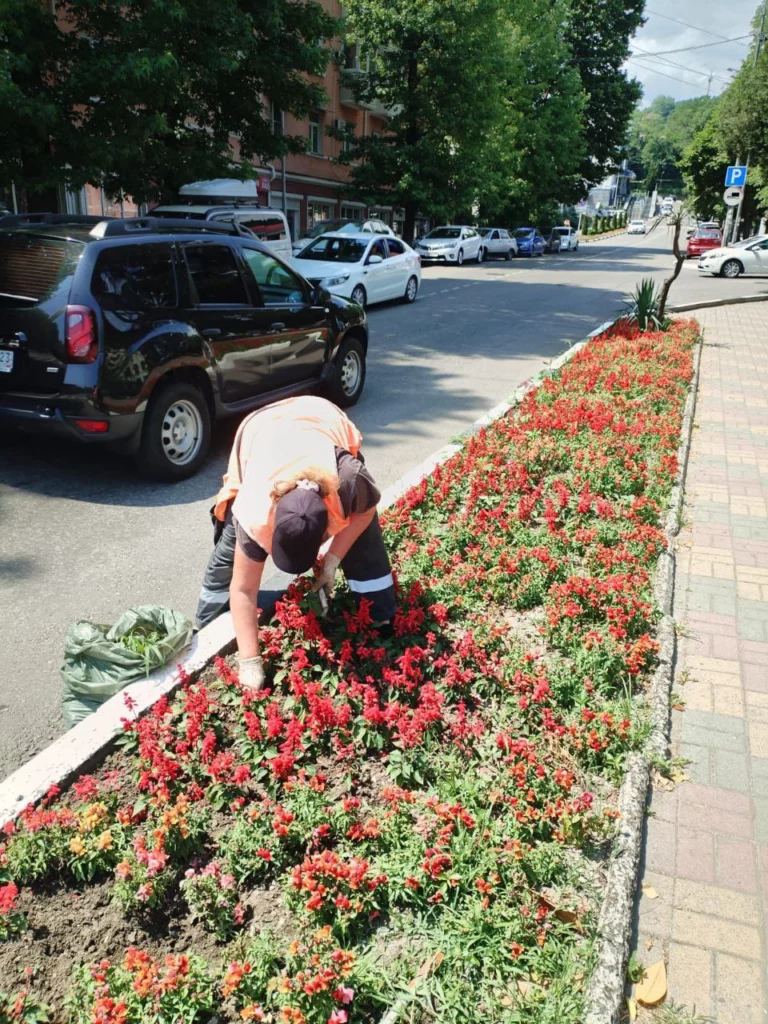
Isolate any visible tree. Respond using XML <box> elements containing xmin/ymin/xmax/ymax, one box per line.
<box><xmin>564</xmin><ymin>0</ymin><xmax>644</xmax><ymax>183</ymax></box>
<box><xmin>338</xmin><ymin>0</ymin><xmax>513</xmax><ymax>242</ymax></box>
<box><xmin>627</xmin><ymin>94</ymin><xmax>720</xmax><ymax>195</ymax></box>
<box><xmin>0</xmin><ymin>0</ymin><xmax>337</xmax><ymax>203</ymax></box>
<box><xmin>340</xmin><ymin>0</ymin><xmax>586</xmax><ymax>239</ymax></box>
<box><xmin>681</xmin><ymin>117</ymin><xmax>727</xmax><ymax>220</ymax></box>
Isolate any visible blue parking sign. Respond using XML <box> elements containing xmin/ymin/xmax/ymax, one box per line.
<box><xmin>725</xmin><ymin>166</ymin><xmax>748</xmax><ymax>187</ymax></box>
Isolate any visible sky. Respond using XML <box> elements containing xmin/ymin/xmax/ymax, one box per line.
<box><xmin>625</xmin><ymin>1</ymin><xmax>761</xmax><ymax>105</ymax></box>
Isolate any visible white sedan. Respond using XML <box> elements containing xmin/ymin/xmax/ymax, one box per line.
<box><xmin>697</xmin><ymin>235</ymin><xmax>768</xmax><ymax>278</ymax></box>
<box><xmin>292</xmin><ymin>232</ymin><xmax>421</xmax><ymax>307</ymax></box>
<box><xmin>414</xmin><ymin>225</ymin><xmax>484</xmax><ymax>265</ymax></box>
<box><xmin>627</xmin><ymin>220</ymin><xmax>647</xmax><ymax>235</ymax></box>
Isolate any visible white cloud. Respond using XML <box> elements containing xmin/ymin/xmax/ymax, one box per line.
<box><xmin>625</xmin><ymin>1</ymin><xmax>758</xmax><ymax>104</ymax></box>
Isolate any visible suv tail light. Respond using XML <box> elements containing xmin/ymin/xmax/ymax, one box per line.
<box><xmin>65</xmin><ymin>305</ymin><xmax>98</xmax><ymax>363</ymax></box>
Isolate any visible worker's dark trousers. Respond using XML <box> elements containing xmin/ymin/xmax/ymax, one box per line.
<box><xmin>195</xmin><ymin>511</ymin><xmax>397</xmax><ymax>628</ymax></box>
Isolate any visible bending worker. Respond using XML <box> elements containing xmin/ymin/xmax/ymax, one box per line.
<box><xmin>196</xmin><ymin>395</ymin><xmax>396</xmax><ymax>690</ymax></box>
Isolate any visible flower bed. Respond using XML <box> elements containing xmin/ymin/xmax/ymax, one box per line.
<box><xmin>0</xmin><ymin>321</ymin><xmax>698</xmax><ymax>1024</ymax></box>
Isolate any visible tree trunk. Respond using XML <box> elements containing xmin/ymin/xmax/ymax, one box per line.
<box><xmin>403</xmin><ymin>199</ymin><xmax>419</xmax><ymax>245</ymax></box>
<box><xmin>658</xmin><ymin>216</ymin><xmax>685</xmax><ymax>321</ymax></box>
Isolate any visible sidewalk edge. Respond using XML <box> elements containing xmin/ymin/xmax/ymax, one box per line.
<box><xmin>0</xmin><ymin>323</ymin><xmax>610</xmax><ymax>828</ymax></box>
<box><xmin>669</xmin><ymin>293</ymin><xmax>768</xmax><ymax>313</ymax></box>
<box><xmin>584</xmin><ymin>330</ymin><xmax>704</xmax><ymax>1023</ymax></box>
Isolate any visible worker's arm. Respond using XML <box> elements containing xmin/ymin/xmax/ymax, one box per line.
<box><xmin>329</xmin><ymin>506</ymin><xmax>376</xmax><ymax>560</ymax></box>
<box><xmin>230</xmin><ymin>541</ymin><xmax>265</xmax><ymax>661</ymax></box>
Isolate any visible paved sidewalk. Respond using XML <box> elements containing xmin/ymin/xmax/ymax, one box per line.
<box><xmin>634</xmin><ymin>302</ymin><xmax>768</xmax><ymax>1022</ymax></box>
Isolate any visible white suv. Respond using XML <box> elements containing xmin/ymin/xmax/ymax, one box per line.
<box><xmin>415</xmin><ymin>225</ymin><xmax>484</xmax><ymax>265</ymax></box>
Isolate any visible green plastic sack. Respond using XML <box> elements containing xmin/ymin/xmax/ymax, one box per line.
<box><xmin>61</xmin><ymin>605</ymin><xmax>194</xmax><ymax>728</ymax></box>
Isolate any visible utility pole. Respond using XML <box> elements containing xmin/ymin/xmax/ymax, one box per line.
<box><xmin>732</xmin><ymin>0</ymin><xmax>767</xmax><ymax>243</ymax></box>
<box><xmin>706</xmin><ymin>71</ymin><xmax>713</xmax><ymax>97</ymax></box>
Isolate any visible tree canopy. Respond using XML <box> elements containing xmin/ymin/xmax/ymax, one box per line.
<box><xmin>564</xmin><ymin>0</ymin><xmax>644</xmax><ymax>185</ymax></box>
<box><xmin>0</xmin><ymin>0</ymin><xmax>336</xmax><ymax>203</ymax></box>
<box><xmin>626</xmin><ymin>95</ymin><xmax>720</xmax><ymax>194</ymax></box>
<box><xmin>340</xmin><ymin>0</ymin><xmax>643</xmax><ymax>239</ymax></box>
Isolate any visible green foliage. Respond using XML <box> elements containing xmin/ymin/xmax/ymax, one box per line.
<box><xmin>620</xmin><ymin>278</ymin><xmax>668</xmax><ymax>332</ymax></box>
<box><xmin>681</xmin><ymin>117</ymin><xmax>727</xmax><ymax>221</ymax></box>
<box><xmin>0</xmin><ymin>0</ymin><xmax>337</xmax><ymax>202</ymax></box>
<box><xmin>564</xmin><ymin>0</ymin><xmax>644</xmax><ymax>184</ymax></box>
<box><xmin>627</xmin><ymin>94</ymin><xmax>720</xmax><ymax>195</ymax></box>
<box><xmin>341</xmin><ymin>0</ymin><xmax>587</xmax><ymax>238</ymax></box>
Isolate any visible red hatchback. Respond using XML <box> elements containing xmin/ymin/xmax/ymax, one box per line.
<box><xmin>687</xmin><ymin>227</ymin><xmax>722</xmax><ymax>258</ymax></box>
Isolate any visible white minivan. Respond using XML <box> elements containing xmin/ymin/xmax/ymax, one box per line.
<box><xmin>153</xmin><ymin>179</ymin><xmax>293</xmax><ymax>261</ymax></box>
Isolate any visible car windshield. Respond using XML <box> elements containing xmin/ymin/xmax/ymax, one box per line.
<box><xmin>426</xmin><ymin>228</ymin><xmax>461</xmax><ymax>239</ymax></box>
<box><xmin>630</xmin><ymin>221</ymin><xmax>644</xmax><ymax>226</ymax></box>
<box><xmin>513</xmin><ymin>228</ymin><xmax>533</xmax><ymax>238</ymax></box>
<box><xmin>0</xmin><ymin>234</ymin><xmax>83</xmax><ymax>308</ymax></box>
<box><xmin>298</xmin><ymin>237</ymin><xmax>367</xmax><ymax>262</ymax></box>
<box><xmin>553</xmin><ymin>228</ymin><xmax>568</xmax><ymax>235</ymax></box>
<box><xmin>478</xmin><ymin>228</ymin><xmax>492</xmax><ymax>237</ymax></box>
<box><xmin>307</xmin><ymin>220</ymin><xmax>360</xmax><ymax>239</ymax></box>
<box><xmin>733</xmin><ymin>235</ymin><xmax>767</xmax><ymax>248</ymax></box>
<box><xmin>696</xmin><ymin>231</ymin><xmax>720</xmax><ymax>238</ymax></box>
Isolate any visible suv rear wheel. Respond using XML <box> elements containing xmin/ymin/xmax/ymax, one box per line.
<box><xmin>328</xmin><ymin>337</ymin><xmax>366</xmax><ymax>408</ymax></box>
<box><xmin>136</xmin><ymin>378</ymin><xmax>211</xmax><ymax>481</ymax></box>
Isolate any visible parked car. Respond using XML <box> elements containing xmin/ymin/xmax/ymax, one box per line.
<box><xmin>542</xmin><ymin>229</ymin><xmax>562</xmax><ymax>254</ymax></box>
<box><xmin>478</xmin><ymin>227</ymin><xmax>517</xmax><ymax>260</ymax></box>
<box><xmin>687</xmin><ymin>227</ymin><xmax>723</xmax><ymax>259</ymax></box>
<box><xmin>414</xmin><ymin>225</ymin><xmax>484</xmax><ymax>265</ymax></box>
<box><xmin>627</xmin><ymin>219</ymin><xmax>647</xmax><ymax>235</ymax></box>
<box><xmin>697</xmin><ymin>234</ymin><xmax>768</xmax><ymax>278</ymax></box>
<box><xmin>550</xmin><ymin>226</ymin><xmax>579</xmax><ymax>251</ymax></box>
<box><xmin>292</xmin><ymin>232</ymin><xmax>421</xmax><ymax>308</ymax></box>
<box><xmin>0</xmin><ymin>213</ymin><xmax>368</xmax><ymax>480</ymax></box>
<box><xmin>512</xmin><ymin>227</ymin><xmax>545</xmax><ymax>257</ymax></box>
<box><xmin>152</xmin><ymin>204</ymin><xmax>292</xmax><ymax>262</ymax></box>
<box><xmin>292</xmin><ymin>218</ymin><xmax>395</xmax><ymax>256</ymax></box>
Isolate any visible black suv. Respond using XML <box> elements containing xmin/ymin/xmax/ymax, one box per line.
<box><xmin>0</xmin><ymin>214</ymin><xmax>369</xmax><ymax>480</ymax></box>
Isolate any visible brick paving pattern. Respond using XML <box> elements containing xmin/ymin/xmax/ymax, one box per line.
<box><xmin>634</xmin><ymin>303</ymin><xmax>768</xmax><ymax>1022</ymax></box>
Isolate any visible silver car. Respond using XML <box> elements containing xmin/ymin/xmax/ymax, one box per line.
<box><xmin>478</xmin><ymin>227</ymin><xmax>518</xmax><ymax>260</ymax></box>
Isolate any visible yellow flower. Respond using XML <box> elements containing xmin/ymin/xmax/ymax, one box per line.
<box><xmin>79</xmin><ymin>802</ymin><xmax>108</xmax><ymax>833</ymax></box>
<box><xmin>96</xmin><ymin>830</ymin><xmax>113</xmax><ymax>851</ymax></box>
<box><xmin>69</xmin><ymin>836</ymin><xmax>85</xmax><ymax>856</ymax></box>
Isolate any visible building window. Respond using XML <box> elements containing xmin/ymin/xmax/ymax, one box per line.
<box><xmin>307</xmin><ymin>202</ymin><xmax>334</xmax><ymax>231</ymax></box>
<box><xmin>340</xmin><ymin>204</ymin><xmax>363</xmax><ymax>221</ymax></box>
<box><xmin>343</xmin><ymin>121</ymin><xmax>355</xmax><ymax>155</ymax></box>
<box><xmin>271</xmin><ymin>103</ymin><xmax>284</xmax><ymax>138</ymax></box>
<box><xmin>308</xmin><ymin>114</ymin><xmax>323</xmax><ymax>155</ymax></box>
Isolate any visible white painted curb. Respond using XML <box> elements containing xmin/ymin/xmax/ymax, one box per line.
<box><xmin>0</xmin><ymin>319</ymin><xmax>613</xmax><ymax>828</ymax></box>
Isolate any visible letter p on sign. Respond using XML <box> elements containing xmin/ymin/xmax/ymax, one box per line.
<box><xmin>725</xmin><ymin>166</ymin><xmax>748</xmax><ymax>187</ymax></box>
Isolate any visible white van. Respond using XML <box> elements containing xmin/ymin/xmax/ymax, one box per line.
<box><xmin>153</xmin><ymin>179</ymin><xmax>292</xmax><ymax>261</ymax></box>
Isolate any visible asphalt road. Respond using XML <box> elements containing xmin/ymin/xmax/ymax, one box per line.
<box><xmin>1</xmin><ymin>225</ymin><xmax>765</xmax><ymax>778</ymax></box>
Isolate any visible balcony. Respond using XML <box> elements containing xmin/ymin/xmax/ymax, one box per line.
<box><xmin>339</xmin><ymin>74</ymin><xmax>396</xmax><ymax>117</ymax></box>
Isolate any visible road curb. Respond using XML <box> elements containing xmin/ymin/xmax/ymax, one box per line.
<box><xmin>583</xmin><ymin>330</ymin><xmax>703</xmax><ymax>1023</ymax></box>
<box><xmin>669</xmin><ymin>293</ymin><xmax>768</xmax><ymax>313</ymax></box>
<box><xmin>0</xmin><ymin>320</ymin><xmax>614</xmax><ymax>827</ymax></box>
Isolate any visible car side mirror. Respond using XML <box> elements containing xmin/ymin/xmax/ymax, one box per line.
<box><xmin>367</xmin><ymin>254</ymin><xmax>384</xmax><ymax>265</ymax></box>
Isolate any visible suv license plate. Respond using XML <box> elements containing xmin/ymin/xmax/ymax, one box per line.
<box><xmin>0</xmin><ymin>350</ymin><xmax>14</xmax><ymax>373</ymax></box>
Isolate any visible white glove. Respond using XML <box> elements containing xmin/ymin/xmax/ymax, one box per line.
<box><xmin>238</xmin><ymin>656</ymin><xmax>266</xmax><ymax>692</ymax></box>
<box><xmin>312</xmin><ymin>553</ymin><xmax>341</xmax><ymax>598</ymax></box>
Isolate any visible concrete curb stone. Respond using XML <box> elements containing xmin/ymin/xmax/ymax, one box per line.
<box><xmin>583</xmin><ymin>327</ymin><xmax>704</xmax><ymax>1023</ymax></box>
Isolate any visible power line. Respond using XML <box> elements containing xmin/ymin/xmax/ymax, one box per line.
<box><xmin>627</xmin><ymin>57</ymin><xmax>714</xmax><ymax>90</ymax></box>
<box><xmin>632</xmin><ymin>35</ymin><xmax>751</xmax><ymax>57</ymax></box>
<box><xmin>631</xmin><ymin>45</ymin><xmax>732</xmax><ymax>85</ymax></box>
<box><xmin>645</xmin><ymin>8</ymin><xmax>751</xmax><ymax>45</ymax></box>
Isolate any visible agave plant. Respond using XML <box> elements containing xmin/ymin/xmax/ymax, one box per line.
<box><xmin>620</xmin><ymin>278</ymin><xmax>668</xmax><ymax>332</ymax></box>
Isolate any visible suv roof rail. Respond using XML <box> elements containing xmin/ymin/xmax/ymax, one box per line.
<box><xmin>0</xmin><ymin>213</ymin><xmax>110</xmax><ymax>228</ymax></box>
<box><xmin>0</xmin><ymin>212</ymin><xmax>253</xmax><ymax>240</ymax></box>
<box><xmin>92</xmin><ymin>216</ymin><xmax>252</xmax><ymax>239</ymax></box>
